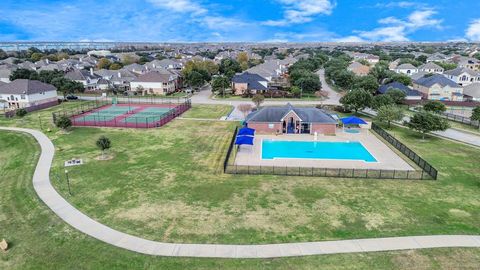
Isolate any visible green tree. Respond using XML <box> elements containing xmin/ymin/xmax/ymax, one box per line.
<box><xmin>376</xmin><ymin>105</ymin><xmax>403</xmax><ymax>128</ymax></box>
<box><xmin>471</xmin><ymin>106</ymin><xmax>480</xmax><ymax>122</ymax></box>
<box><xmin>354</xmin><ymin>75</ymin><xmax>379</xmax><ymax>93</ymax></box>
<box><xmin>390</xmin><ymin>73</ymin><xmax>412</xmax><ymax>86</ymax></box>
<box><xmin>96</xmin><ymin>136</ymin><xmax>112</xmax><ymax>159</ymax></box>
<box><xmin>219</xmin><ymin>58</ymin><xmax>242</xmax><ymax>78</ymax></box>
<box><xmin>55</xmin><ymin>115</ymin><xmax>72</xmax><ymax>130</ymax></box>
<box><xmin>97</xmin><ymin>58</ymin><xmax>111</xmax><ymax>69</ymax></box>
<box><xmin>185</xmin><ymin>70</ymin><xmax>205</xmax><ymax>88</ymax></box>
<box><xmin>16</xmin><ymin>108</ymin><xmax>27</xmax><ymax>117</ymax></box>
<box><xmin>252</xmin><ymin>94</ymin><xmax>265</xmax><ymax>108</ymax></box>
<box><xmin>334</xmin><ymin>70</ymin><xmax>355</xmax><ymax>89</ymax></box>
<box><xmin>407</xmin><ymin>111</ymin><xmax>449</xmax><ymax>139</ymax></box>
<box><xmin>30</xmin><ymin>52</ymin><xmax>44</xmax><ymax>62</ymax></box>
<box><xmin>290</xmin><ymin>86</ymin><xmax>301</xmax><ymax>98</ymax></box>
<box><xmin>10</xmin><ymin>68</ymin><xmax>39</xmax><ymax>81</ymax></box>
<box><xmin>423</xmin><ymin>100</ymin><xmax>446</xmax><ymax>114</ymax></box>
<box><xmin>385</xmin><ymin>89</ymin><xmax>407</xmax><ymax>104</ymax></box>
<box><xmin>211</xmin><ymin>75</ymin><xmax>230</xmax><ymax>95</ymax></box>
<box><xmin>371</xmin><ymin>94</ymin><xmax>394</xmax><ymax>110</ymax></box>
<box><xmin>340</xmin><ymin>88</ymin><xmax>372</xmax><ymax>113</ymax></box>
<box><xmin>109</xmin><ymin>63</ymin><xmax>122</xmax><ymax>70</ymax></box>
<box><xmin>294</xmin><ymin>74</ymin><xmax>321</xmax><ymax>94</ymax></box>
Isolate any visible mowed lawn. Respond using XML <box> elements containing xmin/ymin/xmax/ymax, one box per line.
<box><xmin>2</xmin><ymin>131</ymin><xmax>480</xmax><ymax>269</ymax></box>
<box><xmin>181</xmin><ymin>104</ymin><xmax>233</xmax><ymax>119</ymax></box>
<box><xmin>42</xmin><ymin>117</ymin><xmax>480</xmax><ymax>245</ymax></box>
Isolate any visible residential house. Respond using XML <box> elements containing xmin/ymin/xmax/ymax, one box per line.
<box><xmin>457</xmin><ymin>57</ymin><xmax>480</xmax><ymax>71</ymax></box>
<box><xmin>0</xmin><ymin>79</ymin><xmax>58</xmax><ymax>109</ymax></box>
<box><xmin>463</xmin><ymin>83</ymin><xmax>480</xmax><ymax>101</ymax></box>
<box><xmin>413</xmin><ymin>74</ymin><xmax>463</xmax><ymax>101</ymax></box>
<box><xmin>124</xmin><ymin>63</ymin><xmax>146</xmax><ymax>75</ymax></box>
<box><xmin>377</xmin><ymin>82</ymin><xmax>422</xmax><ymax>101</ymax></box>
<box><xmin>64</xmin><ymin>68</ymin><xmax>105</xmax><ymax>91</ymax></box>
<box><xmin>130</xmin><ymin>71</ymin><xmax>176</xmax><ymax>95</ymax></box>
<box><xmin>231</xmin><ymin>72</ymin><xmax>268</xmax><ymax>95</ymax></box>
<box><xmin>245</xmin><ymin>103</ymin><xmax>337</xmax><ymax>135</ymax></box>
<box><xmin>0</xmin><ymin>68</ymin><xmax>14</xmax><ymax>83</ymax></box>
<box><xmin>394</xmin><ymin>64</ymin><xmax>418</xmax><ymax>75</ymax></box>
<box><xmin>426</xmin><ymin>53</ymin><xmax>448</xmax><ymax>63</ymax></box>
<box><xmin>443</xmin><ymin>67</ymin><xmax>480</xmax><ymax>86</ymax></box>
<box><xmin>347</xmin><ymin>62</ymin><xmax>371</xmax><ymax>76</ymax></box>
<box><xmin>418</xmin><ymin>62</ymin><xmax>444</xmax><ymax>74</ymax></box>
<box><xmin>95</xmin><ymin>69</ymin><xmax>137</xmax><ymax>90</ymax></box>
<box><xmin>350</xmin><ymin>52</ymin><xmax>380</xmax><ymax>64</ymax></box>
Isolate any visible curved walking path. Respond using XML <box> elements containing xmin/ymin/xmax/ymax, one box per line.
<box><xmin>1</xmin><ymin>126</ymin><xmax>480</xmax><ymax>258</ymax></box>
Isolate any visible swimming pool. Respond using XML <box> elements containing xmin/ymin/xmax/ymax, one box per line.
<box><xmin>262</xmin><ymin>140</ymin><xmax>377</xmax><ymax>162</ymax></box>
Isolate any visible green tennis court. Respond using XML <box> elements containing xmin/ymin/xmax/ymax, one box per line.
<box><xmin>122</xmin><ymin>107</ymin><xmax>173</xmax><ymax>123</ymax></box>
<box><xmin>76</xmin><ymin>106</ymin><xmax>139</xmax><ymax>122</ymax></box>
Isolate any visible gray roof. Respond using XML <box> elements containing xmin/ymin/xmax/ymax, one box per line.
<box><xmin>419</xmin><ymin>62</ymin><xmax>443</xmax><ymax>70</ymax></box>
<box><xmin>414</xmin><ymin>74</ymin><xmax>460</xmax><ymax>88</ymax></box>
<box><xmin>444</xmin><ymin>67</ymin><xmax>479</xmax><ymax>77</ymax></box>
<box><xmin>396</xmin><ymin>63</ymin><xmax>417</xmax><ymax>70</ymax></box>
<box><xmin>132</xmin><ymin>71</ymin><xmax>175</xmax><ymax>83</ymax></box>
<box><xmin>463</xmin><ymin>83</ymin><xmax>480</xmax><ymax>98</ymax></box>
<box><xmin>232</xmin><ymin>72</ymin><xmax>267</xmax><ymax>90</ymax></box>
<box><xmin>0</xmin><ymin>79</ymin><xmax>57</xmax><ymax>95</ymax></box>
<box><xmin>65</xmin><ymin>69</ymin><xmax>100</xmax><ymax>81</ymax></box>
<box><xmin>246</xmin><ymin>103</ymin><xmax>337</xmax><ymax>124</ymax></box>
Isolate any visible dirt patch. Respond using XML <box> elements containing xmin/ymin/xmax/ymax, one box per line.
<box><xmin>94</xmin><ymin>154</ymin><xmax>114</xmax><ymax>161</ymax></box>
<box><xmin>448</xmin><ymin>209</ymin><xmax>471</xmax><ymax>218</ymax></box>
<box><xmin>392</xmin><ymin>250</ymin><xmax>432</xmax><ymax>270</ymax></box>
<box><xmin>362</xmin><ymin>213</ymin><xmax>385</xmax><ymax>230</ymax></box>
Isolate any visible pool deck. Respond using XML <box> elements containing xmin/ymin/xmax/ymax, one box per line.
<box><xmin>234</xmin><ymin>129</ymin><xmax>414</xmax><ymax>171</ymax></box>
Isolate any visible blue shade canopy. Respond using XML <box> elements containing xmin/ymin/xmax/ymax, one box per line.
<box><xmin>341</xmin><ymin>116</ymin><xmax>368</xmax><ymax>125</ymax></box>
<box><xmin>238</xmin><ymin>127</ymin><xmax>255</xmax><ymax>136</ymax></box>
<box><xmin>235</xmin><ymin>136</ymin><xmax>254</xmax><ymax>145</ymax></box>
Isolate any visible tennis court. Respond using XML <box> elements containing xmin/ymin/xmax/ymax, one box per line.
<box><xmin>69</xmin><ymin>101</ymin><xmax>190</xmax><ymax>128</ymax></box>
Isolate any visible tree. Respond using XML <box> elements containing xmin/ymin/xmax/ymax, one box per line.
<box><xmin>185</xmin><ymin>70</ymin><xmax>205</xmax><ymax>88</ymax></box>
<box><xmin>376</xmin><ymin>105</ymin><xmax>403</xmax><ymax>128</ymax></box>
<box><xmin>135</xmin><ymin>85</ymin><xmax>145</xmax><ymax>95</ymax></box>
<box><xmin>390</xmin><ymin>73</ymin><xmax>412</xmax><ymax>86</ymax></box>
<box><xmin>109</xmin><ymin>63</ymin><xmax>122</xmax><ymax>70</ymax></box>
<box><xmin>96</xmin><ymin>136</ymin><xmax>111</xmax><ymax>159</ymax></box>
<box><xmin>407</xmin><ymin>111</ymin><xmax>449</xmax><ymax>139</ymax></box>
<box><xmin>371</xmin><ymin>94</ymin><xmax>394</xmax><ymax>110</ymax></box>
<box><xmin>252</xmin><ymin>94</ymin><xmax>265</xmax><ymax>108</ymax></box>
<box><xmin>385</xmin><ymin>89</ymin><xmax>407</xmax><ymax>104</ymax></box>
<box><xmin>97</xmin><ymin>58</ymin><xmax>111</xmax><ymax>69</ymax></box>
<box><xmin>16</xmin><ymin>108</ymin><xmax>27</xmax><ymax>117</ymax></box>
<box><xmin>294</xmin><ymin>74</ymin><xmax>321</xmax><ymax>94</ymax></box>
<box><xmin>472</xmin><ymin>106</ymin><xmax>480</xmax><ymax>122</ymax></box>
<box><xmin>290</xmin><ymin>86</ymin><xmax>301</xmax><ymax>98</ymax></box>
<box><xmin>334</xmin><ymin>70</ymin><xmax>355</xmax><ymax>89</ymax></box>
<box><xmin>30</xmin><ymin>52</ymin><xmax>44</xmax><ymax>62</ymax></box>
<box><xmin>354</xmin><ymin>75</ymin><xmax>379</xmax><ymax>94</ymax></box>
<box><xmin>211</xmin><ymin>75</ymin><xmax>230</xmax><ymax>96</ymax></box>
<box><xmin>55</xmin><ymin>115</ymin><xmax>72</xmax><ymax>130</ymax></box>
<box><xmin>238</xmin><ymin>104</ymin><xmax>253</xmax><ymax>118</ymax></box>
<box><xmin>219</xmin><ymin>58</ymin><xmax>242</xmax><ymax>78</ymax></box>
<box><xmin>340</xmin><ymin>88</ymin><xmax>372</xmax><ymax>113</ymax></box>
<box><xmin>423</xmin><ymin>100</ymin><xmax>446</xmax><ymax>114</ymax></box>
<box><xmin>237</xmin><ymin>52</ymin><xmax>249</xmax><ymax>71</ymax></box>
<box><xmin>10</xmin><ymin>68</ymin><xmax>39</xmax><ymax>81</ymax></box>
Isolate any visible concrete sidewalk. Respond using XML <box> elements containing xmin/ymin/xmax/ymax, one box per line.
<box><xmin>1</xmin><ymin>126</ymin><xmax>479</xmax><ymax>258</ymax></box>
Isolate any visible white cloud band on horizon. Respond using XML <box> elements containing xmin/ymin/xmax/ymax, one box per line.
<box><xmin>466</xmin><ymin>19</ymin><xmax>480</xmax><ymax>41</ymax></box>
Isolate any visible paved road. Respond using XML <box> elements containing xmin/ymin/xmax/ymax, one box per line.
<box><xmin>316</xmin><ymin>69</ymin><xmax>342</xmax><ymax>105</ymax></box>
<box><xmin>2</xmin><ymin>126</ymin><xmax>479</xmax><ymax>258</ymax></box>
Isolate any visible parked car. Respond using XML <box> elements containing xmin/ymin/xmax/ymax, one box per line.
<box><xmin>66</xmin><ymin>95</ymin><xmax>78</xmax><ymax>100</ymax></box>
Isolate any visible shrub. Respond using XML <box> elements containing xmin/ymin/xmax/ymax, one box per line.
<box><xmin>55</xmin><ymin>115</ymin><xmax>72</xmax><ymax>130</ymax></box>
<box><xmin>16</xmin><ymin>108</ymin><xmax>27</xmax><ymax>117</ymax></box>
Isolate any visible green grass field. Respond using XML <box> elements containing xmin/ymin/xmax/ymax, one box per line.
<box><xmin>2</xmin><ymin>130</ymin><xmax>479</xmax><ymax>269</ymax></box>
<box><xmin>181</xmin><ymin>104</ymin><xmax>233</xmax><ymax>119</ymax></box>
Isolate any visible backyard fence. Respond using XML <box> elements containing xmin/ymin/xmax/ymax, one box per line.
<box><xmin>441</xmin><ymin>112</ymin><xmax>479</xmax><ymax>129</ymax></box>
<box><xmin>223</xmin><ymin>124</ymin><xmax>438</xmax><ymax>180</ymax></box>
<box><xmin>5</xmin><ymin>100</ymin><xmax>59</xmax><ymax>118</ymax></box>
<box><xmin>371</xmin><ymin>123</ymin><xmax>438</xmax><ymax>180</ymax></box>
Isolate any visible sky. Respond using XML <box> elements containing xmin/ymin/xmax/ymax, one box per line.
<box><xmin>0</xmin><ymin>0</ymin><xmax>480</xmax><ymax>42</ymax></box>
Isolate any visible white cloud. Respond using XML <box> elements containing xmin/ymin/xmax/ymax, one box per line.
<box><xmin>146</xmin><ymin>0</ymin><xmax>207</xmax><ymax>15</ymax></box>
<box><xmin>343</xmin><ymin>8</ymin><xmax>443</xmax><ymax>42</ymax></box>
<box><xmin>333</xmin><ymin>36</ymin><xmax>366</xmax><ymax>43</ymax></box>
<box><xmin>375</xmin><ymin>1</ymin><xmax>424</xmax><ymax>9</ymax></box>
<box><xmin>466</xmin><ymin>19</ymin><xmax>480</xmax><ymax>41</ymax></box>
<box><xmin>263</xmin><ymin>0</ymin><xmax>334</xmax><ymax>26</ymax></box>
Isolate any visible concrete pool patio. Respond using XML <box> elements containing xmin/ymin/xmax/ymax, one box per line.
<box><xmin>234</xmin><ymin>129</ymin><xmax>414</xmax><ymax>171</ymax></box>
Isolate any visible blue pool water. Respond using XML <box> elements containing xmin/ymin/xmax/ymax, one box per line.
<box><xmin>262</xmin><ymin>140</ymin><xmax>377</xmax><ymax>162</ymax></box>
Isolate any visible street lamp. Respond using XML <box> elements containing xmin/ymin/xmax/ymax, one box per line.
<box><xmin>65</xmin><ymin>169</ymin><xmax>72</xmax><ymax>196</ymax></box>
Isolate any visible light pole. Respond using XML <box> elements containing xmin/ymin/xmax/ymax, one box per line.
<box><xmin>38</xmin><ymin>115</ymin><xmax>43</xmax><ymax>130</ymax></box>
<box><xmin>65</xmin><ymin>170</ymin><xmax>72</xmax><ymax>196</ymax></box>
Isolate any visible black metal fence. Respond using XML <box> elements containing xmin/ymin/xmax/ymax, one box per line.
<box><xmin>223</xmin><ymin>125</ymin><xmax>437</xmax><ymax>180</ymax></box>
<box><xmin>5</xmin><ymin>100</ymin><xmax>59</xmax><ymax>118</ymax></box>
<box><xmin>441</xmin><ymin>112</ymin><xmax>479</xmax><ymax>128</ymax></box>
<box><xmin>52</xmin><ymin>99</ymin><xmax>110</xmax><ymax>124</ymax></box>
<box><xmin>371</xmin><ymin>123</ymin><xmax>438</xmax><ymax>180</ymax></box>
